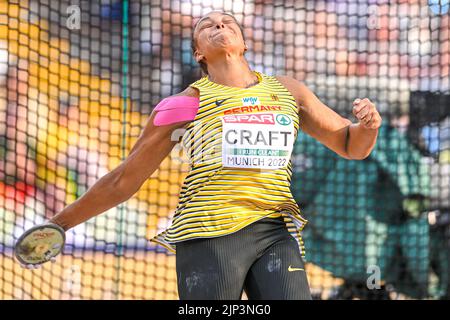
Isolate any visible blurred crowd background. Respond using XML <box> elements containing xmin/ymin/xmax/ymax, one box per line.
<box><xmin>0</xmin><ymin>0</ymin><xmax>449</xmax><ymax>299</ymax></box>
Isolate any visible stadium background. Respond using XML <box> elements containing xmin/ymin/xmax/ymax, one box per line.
<box><xmin>0</xmin><ymin>0</ymin><xmax>449</xmax><ymax>299</ymax></box>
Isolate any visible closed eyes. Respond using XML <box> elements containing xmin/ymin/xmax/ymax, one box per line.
<box><xmin>200</xmin><ymin>24</ymin><xmax>212</xmax><ymax>30</ymax></box>
<box><xmin>199</xmin><ymin>18</ymin><xmax>235</xmax><ymax>30</ymax></box>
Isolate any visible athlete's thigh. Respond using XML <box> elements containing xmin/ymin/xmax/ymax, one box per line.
<box><xmin>244</xmin><ymin>235</ymin><xmax>312</xmax><ymax>300</ymax></box>
<box><xmin>176</xmin><ymin>236</ymin><xmax>250</xmax><ymax>300</ymax></box>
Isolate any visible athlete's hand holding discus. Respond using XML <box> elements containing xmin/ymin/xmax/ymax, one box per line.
<box><xmin>15</xmin><ymin>222</ymin><xmax>64</xmax><ymax>269</ymax></box>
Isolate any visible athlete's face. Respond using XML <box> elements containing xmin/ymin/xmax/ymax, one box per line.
<box><xmin>193</xmin><ymin>12</ymin><xmax>246</xmax><ymax>64</ymax></box>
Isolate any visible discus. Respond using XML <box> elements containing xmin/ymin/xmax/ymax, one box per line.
<box><xmin>14</xmin><ymin>223</ymin><xmax>65</xmax><ymax>266</ymax></box>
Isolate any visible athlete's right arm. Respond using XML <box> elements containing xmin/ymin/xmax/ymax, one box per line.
<box><xmin>48</xmin><ymin>88</ymin><xmax>198</xmax><ymax>231</ymax></box>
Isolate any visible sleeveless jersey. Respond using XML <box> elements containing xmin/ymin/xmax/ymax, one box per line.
<box><xmin>151</xmin><ymin>71</ymin><xmax>308</xmax><ymax>256</ymax></box>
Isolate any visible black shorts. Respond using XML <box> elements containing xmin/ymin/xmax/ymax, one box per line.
<box><xmin>175</xmin><ymin>217</ymin><xmax>312</xmax><ymax>300</ymax></box>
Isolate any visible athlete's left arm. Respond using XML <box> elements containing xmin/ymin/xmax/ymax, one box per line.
<box><xmin>276</xmin><ymin>75</ymin><xmax>382</xmax><ymax>160</ymax></box>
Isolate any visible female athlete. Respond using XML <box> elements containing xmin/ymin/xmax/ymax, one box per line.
<box><xmin>19</xmin><ymin>11</ymin><xmax>382</xmax><ymax>300</ymax></box>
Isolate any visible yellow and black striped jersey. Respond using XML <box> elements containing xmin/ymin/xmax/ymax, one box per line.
<box><xmin>151</xmin><ymin>71</ymin><xmax>307</xmax><ymax>256</ymax></box>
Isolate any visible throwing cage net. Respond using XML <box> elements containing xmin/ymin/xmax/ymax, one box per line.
<box><xmin>1</xmin><ymin>0</ymin><xmax>449</xmax><ymax>299</ymax></box>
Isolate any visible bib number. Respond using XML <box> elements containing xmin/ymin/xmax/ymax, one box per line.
<box><xmin>221</xmin><ymin>113</ymin><xmax>295</xmax><ymax>169</ymax></box>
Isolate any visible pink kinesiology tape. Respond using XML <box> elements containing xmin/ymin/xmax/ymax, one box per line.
<box><xmin>153</xmin><ymin>96</ymin><xmax>199</xmax><ymax>126</ymax></box>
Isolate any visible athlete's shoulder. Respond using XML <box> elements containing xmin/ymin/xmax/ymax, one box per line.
<box><xmin>173</xmin><ymin>86</ymin><xmax>199</xmax><ymax>98</ymax></box>
<box><xmin>155</xmin><ymin>86</ymin><xmax>199</xmax><ymax>111</ymax></box>
<box><xmin>153</xmin><ymin>87</ymin><xmax>200</xmax><ymax>126</ymax></box>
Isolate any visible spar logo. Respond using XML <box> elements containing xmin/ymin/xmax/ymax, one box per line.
<box><xmin>275</xmin><ymin>114</ymin><xmax>291</xmax><ymax>126</ymax></box>
<box><xmin>222</xmin><ymin>113</ymin><xmax>275</xmax><ymax>124</ymax></box>
<box><xmin>242</xmin><ymin>96</ymin><xmax>260</xmax><ymax>106</ymax></box>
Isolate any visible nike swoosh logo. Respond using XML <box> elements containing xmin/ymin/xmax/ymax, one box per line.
<box><xmin>216</xmin><ymin>98</ymin><xmax>231</xmax><ymax>107</ymax></box>
<box><xmin>288</xmin><ymin>265</ymin><xmax>304</xmax><ymax>272</ymax></box>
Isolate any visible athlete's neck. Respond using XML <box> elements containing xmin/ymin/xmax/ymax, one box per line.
<box><xmin>207</xmin><ymin>55</ymin><xmax>258</xmax><ymax>88</ymax></box>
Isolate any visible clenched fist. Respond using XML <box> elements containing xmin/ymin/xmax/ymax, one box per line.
<box><xmin>352</xmin><ymin>98</ymin><xmax>382</xmax><ymax>130</ymax></box>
